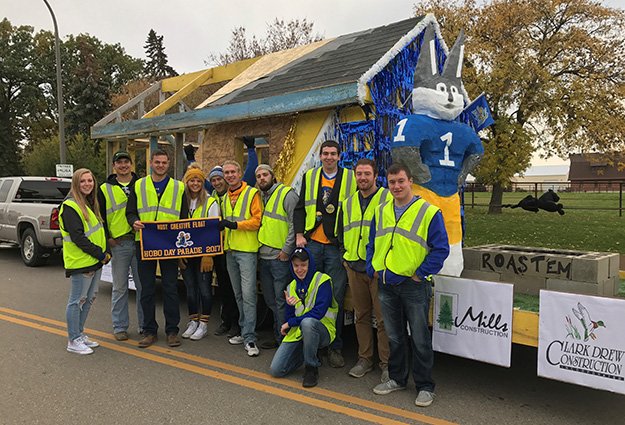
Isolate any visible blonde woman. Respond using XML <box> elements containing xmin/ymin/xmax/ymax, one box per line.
<box><xmin>180</xmin><ymin>164</ymin><xmax>220</xmax><ymax>340</ymax></box>
<box><xmin>60</xmin><ymin>168</ymin><xmax>110</xmax><ymax>355</ymax></box>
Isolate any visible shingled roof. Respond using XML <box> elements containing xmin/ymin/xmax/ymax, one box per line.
<box><xmin>210</xmin><ymin>16</ymin><xmax>423</xmax><ymax>106</ymax></box>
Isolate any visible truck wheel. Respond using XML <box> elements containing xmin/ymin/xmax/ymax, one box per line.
<box><xmin>20</xmin><ymin>228</ymin><xmax>49</xmax><ymax>267</ymax></box>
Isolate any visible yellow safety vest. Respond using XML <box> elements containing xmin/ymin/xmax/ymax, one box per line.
<box><xmin>100</xmin><ymin>182</ymin><xmax>132</xmax><ymax>238</ymax></box>
<box><xmin>59</xmin><ymin>199</ymin><xmax>106</xmax><ymax>270</ymax></box>
<box><xmin>342</xmin><ymin>188</ymin><xmax>391</xmax><ymax>262</ymax></box>
<box><xmin>223</xmin><ymin>185</ymin><xmax>260</xmax><ymax>252</ymax></box>
<box><xmin>134</xmin><ymin>176</ymin><xmax>184</xmax><ymax>241</ymax></box>
<box><xmin>371</xmin><ymin>197</ymin><xmax>440</xmax><ymax>278</ymax></box>
<box><xmin>283</xmin><ymin>272</ymin><xmax>338</xmax><ymax>343</ymax></box>
<box><xmin>258</xmin><ymin>184</ymin><xmax>292</xmax><ymax>250</ymax></box>
<box><xmin>190</xmin><ymin>196</ymin><xmax>218</xmax><ymax>219</ymax></box>
<box><xmin>303</xmin><ymin>167</ymin><xmax>356</xmax><ymax>233</ymax></box>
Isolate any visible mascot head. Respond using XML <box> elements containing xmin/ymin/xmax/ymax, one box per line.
<box><xmin>412</xmin><ymin>25</ymin><xmax>465</xmax><ymax>121</ymax></box>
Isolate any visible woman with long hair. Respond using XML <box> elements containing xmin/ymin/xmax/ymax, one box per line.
<box><xmin>180</xmin><ymin>164</ymin><xmax>220</xmax><ymax>340</ymax></box>
<box><xmin>60</xmin><ymin>168</ymin><xmax>110</xmax><ymax>355</ymax></box>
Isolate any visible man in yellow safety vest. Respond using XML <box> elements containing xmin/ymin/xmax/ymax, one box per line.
<box><xmin>126</xmin><ymin>149</ymin><xmax>188</xmax><ymax>349</ymax></box>
<box><xmin>366</xmin><ymin>163</ymin><xmax>449</xmax><ymax>408</ymax></box>
<box><xmin>294</xmin><ymin>140</ymin><xmax>356</xmax><ymax>368</ymax></box>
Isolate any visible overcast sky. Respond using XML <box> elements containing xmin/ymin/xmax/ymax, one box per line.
<box><xmin>5</xmin><ymin>0</ymin><xmax>623</xmax><ymax>166</ymax></box>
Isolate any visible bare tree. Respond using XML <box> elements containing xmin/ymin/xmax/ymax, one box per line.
<box><xmin>207</xmin><ymin>18</ymin><xmax>323</xmax><ymax>66</ymax></box>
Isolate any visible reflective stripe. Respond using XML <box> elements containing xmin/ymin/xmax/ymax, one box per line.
<box><xmin>137</xmin><ymin>206</ymin><xmax>158</xmax><ymax>214</ymax></box>
<box><xmin>344</xmin><ymin>169</ymin><xmax>354</xmax><ymax>197</ymax></box>
<box><xmin>140</xmin><ymin>178</ymin><xmax>148</xmax><ymax>212</ymax></box>
<box><xmin>375</xmin><ymin>200</ymin><xmax>430</xmax><ymax>250</ymax></box>
<box><xmin>170</xmin><ymin>180</ymin><xmax>181</xmax><ymax>212</ymax></box>
<box><xmin>63</xmin><ymin>220</ymin><xmax>103</xmax><ymax>241</ymax></box>
<box><xmin>104</xmin><ymin>184</ymin><xmax>127</xmax><ymax>215</ymax></box>
<box><xmin>262</xmin><ymin>210</ymin><xmax>289</xmax><ymax>221</ymax></box>
<box><xmin>343</xmin><ymin>219</ymin><xmax>371</xmax><ymax>233</ymax></box>
<box><xmin>269</xmin><ymin>185</ymin><xmax>287</xmax><ymax>215</ymax></box>
<box><xmin>304</xmin><ymin>168</ymin><xmax>320</xmax><ymax>207</ymax></box>
<box><xmin>228</xmin><ymin>186</ymin><xmax>252</xmax><ymax>221</ymax></box>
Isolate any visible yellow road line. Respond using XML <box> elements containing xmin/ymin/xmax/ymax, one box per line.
<box><xmin>0</xmin><ymin>307</ymin><xmax>457</xmax><ymax>425</ymax></box>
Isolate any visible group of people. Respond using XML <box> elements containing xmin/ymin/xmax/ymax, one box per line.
<box><xmin>60</xmin><ymin>139</ymin><xmax>449</xmax><ymax>408</ymax></box>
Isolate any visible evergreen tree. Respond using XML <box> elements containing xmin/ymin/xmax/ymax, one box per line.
<box><xmin>144</xmin><ymin>29</ymin><xmax>177</xmax><ymax>79</ymax></box>
<box><xmin>437</xmin><ymin>299</ymin><xmax>454</xmax><ymax>331</ymax></box>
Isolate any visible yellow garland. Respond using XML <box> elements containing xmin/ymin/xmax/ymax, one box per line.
<box><xmin>273</xmin><ymin>115</ymin><xmax>297</xmax><ymax>182</ymax></box>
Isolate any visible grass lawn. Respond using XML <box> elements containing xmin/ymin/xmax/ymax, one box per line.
<box><xmin>463</xmin><ymin>193</ymin><xmax>624</xmax><ymax>253</ymax></box>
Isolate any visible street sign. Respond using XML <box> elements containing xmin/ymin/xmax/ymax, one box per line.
<box><xmin>55</xmin><ymin>164</ymin><xmax>73</xmax><ymax>178</ymax></box>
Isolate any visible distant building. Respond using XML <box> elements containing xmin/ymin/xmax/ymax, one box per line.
<box><xmin>511</xmin><ymin>164</ymin><xmax>570</xmax><ymax>191</ymax></box>
<box><xmin>569</xmin><ymin>153</ymin><xmax>625</xmax><ymax>191</ymax></box>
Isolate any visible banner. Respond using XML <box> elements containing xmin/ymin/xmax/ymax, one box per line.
<box><xmin>433</xmin><ymin>276</ymin><xmax>513</xmax><ymax>367</ymax></box>
<box><xmin>140</xmin><ymin>218</ymin><xmax>222</xmax><ymax>260</ymax></box>
<box><xmin>100</xmin><ymin>262</ymin><xmax>136</xmax><ymax>291</ymax></box>
<box><xmin>538</xmin><ymin>290</ymin><xmax>625</xmax><ymax>394</ymax></box>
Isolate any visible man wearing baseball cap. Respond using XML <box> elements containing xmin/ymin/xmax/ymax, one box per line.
<box><xmin>98</xmin><ymin>150</ymin><xmax>143</xmax><ymax>341</ymax></box>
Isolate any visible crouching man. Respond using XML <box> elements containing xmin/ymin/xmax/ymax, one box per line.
<box><xmin>269</xmin><ymin>248</ymin><xmax>338</xmax><ymax>388</ymax></box>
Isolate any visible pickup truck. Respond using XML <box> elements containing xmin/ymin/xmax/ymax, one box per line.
<box><xmin>0</xmin><ymin>176</ymin><xmax>71</xmax><ymax>266</ymax></box>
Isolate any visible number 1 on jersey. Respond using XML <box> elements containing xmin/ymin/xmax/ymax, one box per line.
<box><xmin>439</xmin><ymin>132</ymin><xmax>455</xmax><ymax>167</ymax></box>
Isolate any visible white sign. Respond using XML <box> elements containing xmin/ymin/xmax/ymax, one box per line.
<box><xmin>100</xmin><ymin>262</ymin><xmax>136</xmax><ymax>291</ymax></box>
<box><xmin>433</xmin><ymin>276</ymin><xmax>514</xmax><ymax>367</ymax></box>
<box><xmin>538</xmin><ymin>290</ymin><xmax>625</xmax><ymax>394</ymax></box>
<box><xmin>55</xmin><ymin>164</ymin><xmax>74</xmax><ymax>178</ymax></box>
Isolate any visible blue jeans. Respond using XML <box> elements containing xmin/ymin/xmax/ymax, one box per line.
<box><xmin>181</xmin><ymin>257</ymin><xmax>213</xmax><ymax>316</ymax></box>
<box><xmin>66</xmin><ymin>269</ymin><xmax>101</xmax><ymax>341</ymax></box>
<box><xmin>110</xmin><ymin>239</ymin><xmax>143</xmax><ymax>333</ymax></box>
<box><xmin>136</xmin><ymin>243</ymin><xmax>180</xmax><ymax>335</ymax></box>
<box><xmin>378</xmin><ymin>278</ymin><xmax>435</xmax><ymax>392</ymax></box>
<box><xmin>269</xmin><ymin>318</ymin><xmax>330</xmax><ymax>377</ymax></box>
<box><xmin>226</xmin><ymin>251</ymin><xmax>258</xmax><ymax>344</ymax></box>
<box><xmin>307</xmin><ymin>240</ymin><xmax>346</xmax><ymax>350</ymax></box>
<box><xmin>259</xmin><ymin>257</ymin><xmax>292</xmax><ymax>341</ymax></box>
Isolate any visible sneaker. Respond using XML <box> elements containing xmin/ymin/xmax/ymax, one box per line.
<box><xmin>380</xmin><ymin>366</ymin><xmax>390</xmax><ymax>383</ymax></box>
<box><xmin>113</xmin><ymin>331</ymin><xmax>129</xmax><ymax>341</ymax></box>
<box><xmin>79</xmin><ymin>335</ymin><xmax>100</xmax><ymax>348</ymax></box>
<box><xmin>373</xmin><ymin>379</ymin><xmax>406</xmax><ymax>395</ymax></box>
<box><xmin>182</xmin><ymin>321</ymin><xmax>199</xmax><ymax>339</ymax></box>
<box><xmin>245</xmin><ymin>342</ymin><xmax>260</xmax><ymax>357</ymax></box>
<box><xmin>348</xmin><ymin>358</ymin><xmax>373</xmax><ymax>378</ymax></box>
<box><xmin>228</xmin><ymin>335</ymin><xmax>244</xmax><ymax>345</ymax></box>
<box><xmin>214</xmin><ymin>323</ymin><xmax>230</xmax><ymax>336</ymax></box>
<box><xmin>227</xmin><ymin>325</ymin><xmax>241</xmax><ymax>338</ymax></box>
<box><xmin>328</xmin><ymin>349</ymin><xmax>345</xmax><ymax>368</ymax></box>
<box><xmin>415</xmin><ymin>390</ymin><xmax>435</xmax><ymax>407</ymax></box>
<box><xmin>138</xmin><ymin>334</ymin><xmax>157</xmax><ymax>348</ymax></box>
<box><xmin>190</xmin><ymin>322</ymin><xmax>209</xmax><ymax>341</ymax></box>
<box><xmin>302</xmin><ymin>366</ymin><xmax>319</xmax><ymax>388</ymax></box>
<box><xmin>67</xmin><ymin>338</ymin><xmax>94</xmax><ymax>355</ymax></box>
<box><xmin>167</xmin><ymin>334</ymin><xmax>181</xmax><ymax>347</ymax></box>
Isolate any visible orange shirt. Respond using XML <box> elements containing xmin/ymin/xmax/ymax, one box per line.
<box><xmin>310</xmin><ymin>173</ymin><xmax>335</xmax><ymax>244</ymax></box>
<box><xmin>228</xmin><ymin>182</ymin><xmax>262</xmax><ymax>231</ymax></box>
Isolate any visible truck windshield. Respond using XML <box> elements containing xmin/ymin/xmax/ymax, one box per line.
<box><xmin>15</xmin><ymin>180</ymin><xmax>71</xmax><ymax>202</ymax></box>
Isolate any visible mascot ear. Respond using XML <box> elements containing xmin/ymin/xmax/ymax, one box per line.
<box><xmin>441</xmin><ymin>29</ymin><xmax>465</xmax><ymax>88</ymax></box>
<box><xmin>414</xmin><ymin>24</ymin><xmax>439</xmax><ymax>88</ymax></box>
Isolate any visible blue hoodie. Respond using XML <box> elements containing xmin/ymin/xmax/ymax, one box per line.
<box><xmin>284</xmin><ymin>247</ymin><xmax>333</xmax><ymax>329</ymax></box>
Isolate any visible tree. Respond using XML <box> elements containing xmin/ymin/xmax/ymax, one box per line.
<box><xmin>414</xmin><ymin>0</ymin><xmax>625</xmax><ymax>213</ymax></box>
<box><xmin>437</xmin><ymin>298</ymin><xmax>454</xmax><ymax>331</ymax></box>
<box><xmin>144</xmin><ymin>29</ymin><xmax>178</xmax><ymax>79</ymax></box>
<box><xmin>208</xmin><ymin>18</ymin><xmax>323</xmax><ymax>65</ymax></box>
<box><xmin>23</xmin><ymin>134</ymin><xmax>106</xmax><ymax>181</ymax></box>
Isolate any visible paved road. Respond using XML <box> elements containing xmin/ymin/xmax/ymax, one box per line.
<box><xmin>0</xmin><ymin>245</ymin><xmax>623</xmax><ymax>425</ymax></box>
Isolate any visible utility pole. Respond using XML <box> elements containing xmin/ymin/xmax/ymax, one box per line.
<box><xmin>43</xmin><ymin>0</ymin><xmax>67</xmax><ymax>163</ymax></box>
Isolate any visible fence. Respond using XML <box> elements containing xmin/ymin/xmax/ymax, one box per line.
<box><xmin>463</xmin><ymin>180</ymin><xmax>624</xmax><ymax>216</ymax></box>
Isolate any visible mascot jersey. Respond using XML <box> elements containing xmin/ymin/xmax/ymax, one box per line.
<box><xmin>392</xmin><ymin>114</ymin><xmax>483</xmax><ymax>197</ymax></box>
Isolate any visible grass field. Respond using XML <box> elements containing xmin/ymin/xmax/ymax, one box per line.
<box><xmin>463</xmin><ymin>192</ymin><xmax>624</xmax><ymax>253</ymax></box>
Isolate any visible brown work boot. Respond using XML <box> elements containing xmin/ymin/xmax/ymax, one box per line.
<box><xmin>138</xmin><ymin>334</ymin><xmax>157</xmax><ymax>348</ymax></box>
<box><xmin>113</xmin><ymin>331</ymin><xmax>129</xmax><ymax>341</ymax></box>
<box><xmin>167</xmin><ymin>333</ymin><xmax>181</xmax><ymax>347</ymax></box>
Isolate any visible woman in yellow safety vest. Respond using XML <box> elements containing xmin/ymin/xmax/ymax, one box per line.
<box><xmin>179</xmin><ymin>165</ymin><xmax>221</xmax><ymax>341</ymax></box>
<box><xmin>59</xmin><ymin>168</ymin><xmax>110</xmax><ymax>355</ymax></box>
